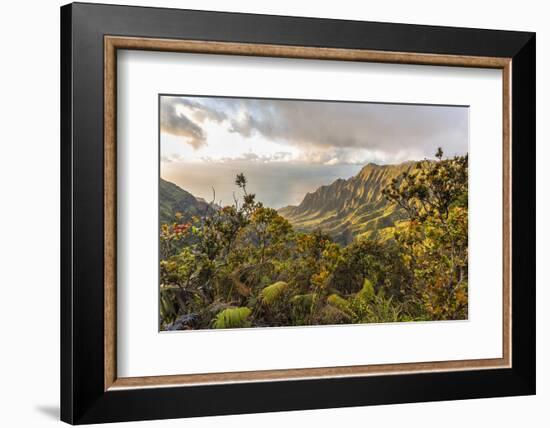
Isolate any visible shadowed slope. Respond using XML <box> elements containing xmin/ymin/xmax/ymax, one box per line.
<box><xmin>160</xmin><ymin>178</ymin><xmax>214</xmax><ymax>223</ymax></box>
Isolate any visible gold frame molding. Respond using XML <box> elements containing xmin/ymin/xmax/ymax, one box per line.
<box><xmin>104</xmin><ymin>35</ymin><xmax>512</xmax><ymax>391</ymax></box>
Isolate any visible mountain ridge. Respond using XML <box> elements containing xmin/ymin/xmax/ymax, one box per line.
<box><xmin>160</xmin><ymin>160</ymin><xmax>419</xmax><ymax>243</ymax></box>
<box><xmin>160</xmin><ymin>178</ymin><xmax>214</xmax><ymax>223</ymax></box>
<box><xmin>278</xmin><ymin>161</ymin><xmax>416</xmax><ymax>243</ymax></box>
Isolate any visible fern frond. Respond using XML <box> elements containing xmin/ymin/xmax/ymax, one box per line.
<box><xmin>291</xmin><ymin>293</ymin><xmax>316</xmax><ymax>309</ymax></box>
<box><xmin>327</xmin><ymin>294</ymin><xmax>354</xmax><ymax>316</ymax></box>
<box><xmin>212</xmin><ymin>307</ymin><xmax>252</xmax><ymax>329</ymax></box>
<box><xmin>160</xmin><ymin>286</ymin><xmax>179</xmax><ymax>323</ymax></box>
<box><xmin>260</xmin><ymin>281</ymin><xmax>289</xmax><ymax>305</ymax></box>
<box><xmin>357</xmin><ymin>278</ymin><xmax>375</xmax><ymax>302</ymax></box>
<box><xmin>320</xmin><ymin>304</ymin><xmax>352</xmax><ymax>323</ymax></box>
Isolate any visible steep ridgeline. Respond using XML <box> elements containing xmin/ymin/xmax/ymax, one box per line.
<box><xmin>278</xmin><ymin>162</ymin><xmax>415</xmax><ymax>244</ymax></box>
<box><xmin>160</xmin><ymin>178</ymin><xmax>214</xmax><ymax>224</ymax></box>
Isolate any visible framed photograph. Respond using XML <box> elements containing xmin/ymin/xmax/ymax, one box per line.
<box><xmin>61</xmin><ymin>2</ymin><xmax>535</xmax><ymax>424</ymax></box>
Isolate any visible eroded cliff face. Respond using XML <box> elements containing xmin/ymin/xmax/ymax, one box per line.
<box><xmin>278</xmin><ymin>162</ymin><xmax>415</xmax><ymax>243</ymax></box>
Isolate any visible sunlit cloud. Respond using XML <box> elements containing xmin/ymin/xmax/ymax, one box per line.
<box><xmin>159</xmin><ymin>95</ymin><xmax>468</xmax><ymax>208</ymax></box>
<box><xmin>160</xmin><ymin>95</ymin><xmax>468</xmax><ymax>165</ymax></box>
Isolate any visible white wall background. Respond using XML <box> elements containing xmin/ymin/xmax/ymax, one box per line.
<box><xmin>0</xmin><ymin>0</ymin><xmax>546</xmax><ymax>426</ymax></box>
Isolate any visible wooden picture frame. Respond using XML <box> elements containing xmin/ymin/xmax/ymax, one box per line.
<box><xmin>61</xmin><ymin>2</ymin><xmax>535</xmax><ymax>424</ymax></box>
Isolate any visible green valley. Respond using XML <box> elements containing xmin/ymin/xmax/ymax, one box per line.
<box><xmin>159</xmin><ymin>151</ymin><xmax>469</xmax><ymax>330</ymax></box>
<box><xmin>278</xmin><ymin>162</ymin><xmax>415</xmax><ymax>243</ymax></box>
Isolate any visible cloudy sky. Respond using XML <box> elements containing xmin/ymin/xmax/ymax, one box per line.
<box><xmin>160</xmin><ymin>95</ymin><xmax>468</xmax><ymax>208</ymax></box>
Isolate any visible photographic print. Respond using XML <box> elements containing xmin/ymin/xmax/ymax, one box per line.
<box><xmin>159</xmin><ymin>95</ymin><xmax>469</xmax><ymax>331</ymax></box>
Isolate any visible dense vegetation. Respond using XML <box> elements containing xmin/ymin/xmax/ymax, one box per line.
<box><xmin>159</xmin><ymin>178</ymin><xmax>213</xmax><ymax>224</ymax></box>
<box><xmin>160</xmin><ymin>149</ymin><xmax>468</xmax><ymax>330</ymax></box>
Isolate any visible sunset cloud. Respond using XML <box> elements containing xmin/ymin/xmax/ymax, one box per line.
<box><xmin>160</xmin><ymin>98</ymin><xmax>208</xmax><ymax>149</ymax></box>
<box><xmin>160</xmin><ymin>95</ymin><xmax>468</xmax><ymax>207</ymax></box>
<box><xmin>160</xmin><ymin>95</ymin><xmax>468</xmax><ymax>163</ymax></box>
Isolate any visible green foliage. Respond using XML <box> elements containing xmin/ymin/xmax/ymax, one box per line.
<box><xmin>350</xmin><ymin>292</ymin><xmax>404</xmax><ymax>324</ymax></box>
<box><xmin>327</xmin><ymin>294</ymin><xmax>353</xmax><ymax>317</ymax></box>
<box><xmin>160</xmin><ymin>151</ymin><xmax>469</xmax><ymax>330</ymax></box>
<box><xmin>260</xmin><ymin>281</ymin><xmax>289</xmax><ymax>305</ymax></box>
<box><xmin>212</xmin><ymin>307</ymin><xmax>252</xmax><ymax>329</ymax></box>
<box><xmin>160</xmin><ymin>287</ymin><xmax>179</xmax><ymax>324</ymax></box>
<box><xmin>357</xmin><ymin>278</ymin><xmax>375</xmax><ymax>302</ymax></box>
<box><xmin>382</xmin><ymin>149</ymin><xmax>468</xmax><ymax>320</ymax></box>
<box><xmin>291</xmin><ymin>293</ymin><xmax>316</xmax><ymax>310</ymax></box>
